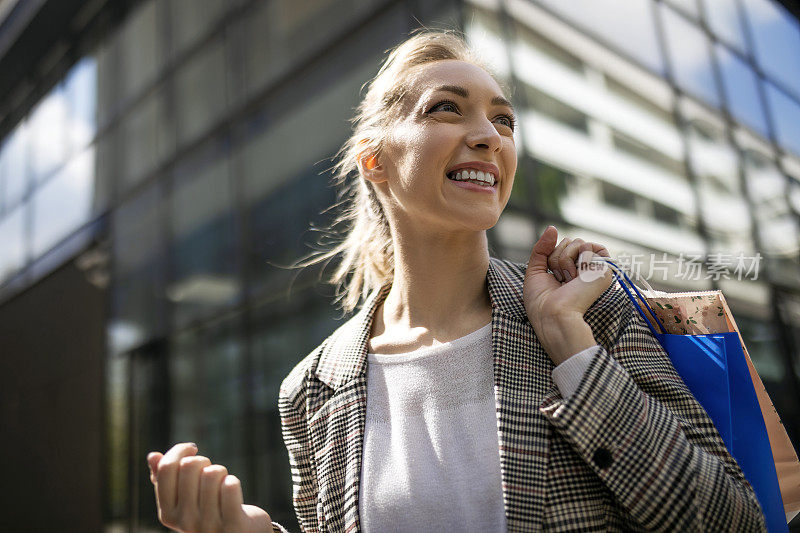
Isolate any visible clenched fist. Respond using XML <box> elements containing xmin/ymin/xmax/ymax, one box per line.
<box><xmin>147</xmin><ymin>443</ymin><xmax>273</xmax><ymax>533</ymax></box>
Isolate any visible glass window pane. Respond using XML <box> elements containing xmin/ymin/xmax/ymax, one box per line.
<box><xmin>0</xmin><ymin>205</ymin><xmax>26</xmax><ymax>282</ymax></box>
<box><xmin>703</xmin><ymin>0</ymin><xmax>747</xmax><ymax>50</ymax></box>
<box><xmin>64</xmin><ymin>56</ymin><xmax>98</xmax><ymax>153</ymax></box>
<box><xmin>241</xmin><ymin>60</ymin><xmax>376</xmax><ymax>206</ymax></box>
<box><xmin>169</xmin><ymin>316</ymin><xmax>245</xmax><ymax>475</ymax></box>
<box><xmin>716</xmin><ymin>45</ymin><xmax>768</xmax><ymax>136</ymax></box>
<box><xmin>765</xmin><ymin>83</ymin><xmax>800</xmax><ymax>156</ymax></box>
<box><xmin>118</xmin><ymin>0</ymin><xmax>163</xmax><ymax>103</ymax></box>
<box><xmin>31</xmin><ymin>147</ymin><xmax>95</xmax><ymax>257</ymax></box>
<box><xmin>175</xmin><ymin>38</ymin><xmax>228</xmax><ymax>146</ymax></box>
<box><xmin>0</xmin><ymin>123</ymin><xmax>29</xmax><ymax>209</ymax></box>
<box><xmin>662</xmin><ymin>5</ymin><xmax>720</xmax><ymax>107</ymax></box>
<box><xmin>744</xmin><ymin>151</ymin><xmax>799</xmax><ymax>278</ymax></box>
<box><xmin>110</xmin><ymin>182</ymin><xmax>164</xmax><ymax>353</ymax></box>
<box><xmin>536</xmin><ymin>0</ymin><xmax>664</xmax><ymax>73</ymax></box>
<box><xmin>666</xmin><ymin>0</ymin><xmax>699</xmax><ymax>17</ymax></box>
<box><xmin>119</xmin><ymin>88</ymin><xmax>174</xmax><ymax>192</ymax></box>
<box><xmin>686</xmin><ymin>120</ymin><xmax>755</xmax><ymax>254</ymax></box>
<box><xmin>242</xmin><ymin>0</ymin><xmax>376</xmax><ymax>96</ymax></box>
<box><xmin>743</xmin><ymin>0</ymin><xmax>800</xmax><ymax>97</ymax></box>
<box><xmin>169</xmin><ymin>153</ymin><xmax>239</xmax><ymax>326</ymax></box>
<box><xmin>250</xmin><ymin>296</ymin><xmax>340</xmax><ymax>525</ymax></box>
<box><xmin>28</xmin><ymin>88</ymin><xmax>69</xmax><ymax>183</ymax></box>
<box><xmin>169</xmin><ymin>0</ymin><xmax>229</xmax><ymax>58</ymax></box>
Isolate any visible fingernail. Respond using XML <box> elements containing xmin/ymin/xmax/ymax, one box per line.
<box><xmin>188</xmin><ymin>442</ymin><xmax>197</xmax><ymax>449</ymax></box>
<box><xmin>554</xmin><ymin>270</ymin><xmax>562</xmax><ymax>282</ymax></box>
<box><xmin>563</xmin><ymin>270</ymin><xmax>572</xmax><ymax>282</ymax></box>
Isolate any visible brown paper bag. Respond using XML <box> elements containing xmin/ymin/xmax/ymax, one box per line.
<box><xmin>642</xmin><ymin>289</ymin><xmax>800</xmax><ymax>520</ymax></box>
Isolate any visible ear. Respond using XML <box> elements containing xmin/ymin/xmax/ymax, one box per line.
<box><xmin>358</xmin><ymin>151</ymin><xmax>388</xmax><ymax>184</ymax></box>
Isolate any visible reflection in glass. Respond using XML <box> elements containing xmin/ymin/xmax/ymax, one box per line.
<box><xmin>64</xmin><ymin>56</ymin><xmax>98</xmax><ymax>152</ymax></box>
<box><xmin>743</xmin><ymin>0</ymin><xmax>800</xmax><ymax>97</ymax></box>
<box><xmin>716</xmin><ymin>45</ymin><xmax>768</xmax><ymax>136</ymax></box>
<box><xmin>169</xmin><ymin>154</ymin><xmax>239</xmax><ymax>326</ymax></box>
<box><xmin>765</xmin><ymin>83</ymin><xmax>800</xmax><ymax>156</ymax></box>
<box><xmin>737</xmin><ymin>315</ymin><xmax>785</xmax><ymax>382</ymax></box>
<box><xmin>666</xmin><ymin>0</ymin><xmax>699</xmax><ymax>17</ymax></box>
<box><xmin>169</xmin><ymin>316</ymin><xmax>246</xmax><ymax>482</ymax></box>
<box><xmin>704</xmin><ymin>0</ymin><xmax>747</xmax><ymax>50</ymax></box>
<box><xmin>744</xmin><ymin>150</ymin><xmax>799</xmax><ymax>279</ymax></box>
<box><xmin>169</xmin><ymin>0</ymin><xmax>229</xmax><ymax>59</ymax></box>
<box><xmin>119</xmin><ymin>88</ymin><xmax>173</xmax><ymax>192</ymax></box>
<box><xmin>31</xmin><ymin>147</ymin><xmax>95</xmax><ymax>257</ymax></box>
<box><xmin>110</xmin><ymin>182</ymin><xmax>164</xmax><ymax>354</ymax></box>
<box><xmin>0</xmin><ymin>123</ymin><xmax>28</xmax><ymax>209</ymax></box>
<box><xmin>0</xmin><ymin>206</ymin><xmax>25</xmax><ymax>283</ymax></box>
<box><xmin>29</xmin><ymin>88</ymin><xmax>69</xmax><ymax>183</ymax></box>
<box><xmin>686</xmin><ymin>120</ymin><xmax>754</xmax><ymax>254</ymax></box>
<box><xmin>520</xmin><ymin>0</ymin><xmax>664</xmax><ymax>73</ymax></box>
<box><xmin>250</xmin><ymin>298</ymin><xmax>341</xmax><ymax>527</ymax></box>
<box><xmin>661</xmin><ymin>5</ymin><xmax>719</xmax><ymax>107</ymax></box>
<box><xmin>175</xmin><ymin>38</ymin><xmax>228</xmax><ymax>147</ymax></box>
<box><xmin>240</xmin><ymin>58</ymin><xmax>368</xmax><ymax>205</ymax></box>
<box><xmin>242</xmin><ymin>0</ymin><xmax>365</xmax><ymax>97</ymax></box>
<box><xmin>118</xmin><ymin>0</ymin><xmax>163</xmax><ymax>103</ymax></box>
<box><xmin>248</xmin><ymin>167</ymin><xmax>336</xmax><ymax>295</ymax></box>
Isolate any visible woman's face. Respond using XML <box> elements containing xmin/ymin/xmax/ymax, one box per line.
<box><xmin>366</xmin><ymin>59</ymin><xmax>517</xmax><ymax>236</ymax></box>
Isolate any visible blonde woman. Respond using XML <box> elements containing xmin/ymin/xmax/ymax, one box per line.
<box><xmin>147</xmin><ymin>30</ymin><xmax>766</xmax><ymax>532</ymax></box>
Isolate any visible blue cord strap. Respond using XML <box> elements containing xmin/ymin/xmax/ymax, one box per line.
<box><xmin>599</xmin><ymin>259</ymin><xmax>667</xmax><ymax>337</ymax></box>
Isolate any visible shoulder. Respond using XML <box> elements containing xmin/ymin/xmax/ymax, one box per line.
<box><xmin>487</xmin><ymin>256</ymin><xmax>630</xmax><ymax>323</ymax></box>
<box><xmin>278</xmin><ymin>312</ymin><xmax>362</xmax><ymax>409</ymax></box>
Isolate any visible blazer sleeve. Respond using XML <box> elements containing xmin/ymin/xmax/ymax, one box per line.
<box><xmin>539</xmin><ymin>286</ymin><xmax>767</xmax><ymax>532</ymax></box>
<box><xmin>278</xmin><ymin>355</ymin><xmax>321</xmax><ymax>533</ymax></box>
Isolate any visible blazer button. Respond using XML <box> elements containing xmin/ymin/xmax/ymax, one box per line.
<box><xmin>593</xmin><ymin>447</ymin><xmax>613</xmax><ymax>470</ymax></box>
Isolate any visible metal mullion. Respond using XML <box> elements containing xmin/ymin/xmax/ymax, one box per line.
<box><xmin>652</xmin><ymin>0</ymin><xmax>714</xmax><ymax>277</ymax></box>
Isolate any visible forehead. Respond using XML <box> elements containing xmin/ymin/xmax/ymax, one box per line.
<box><xmin>405</xmin><ymin>60</ymin><xmax>508</xmax><ymax>105</ymax></box>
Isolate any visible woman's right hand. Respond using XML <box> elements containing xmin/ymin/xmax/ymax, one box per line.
<box><xmin>148</xmin><ymin>443</ymin><xmax>273</xmax><ymax>533</ymax></box>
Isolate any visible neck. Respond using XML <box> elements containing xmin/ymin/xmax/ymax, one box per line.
<box><xmin>380</xmin><ymin>227</ymin><xmax>492</xmax><ymax>334</ymax></box>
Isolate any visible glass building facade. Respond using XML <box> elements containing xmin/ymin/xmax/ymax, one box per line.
<box><xmin>0</xmin><ymin>0</ymin><xmax>798</xmax><ymax>530</ymax></box>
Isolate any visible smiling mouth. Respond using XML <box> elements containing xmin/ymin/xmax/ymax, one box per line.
<box><xmin>446</xmin><ymin>169</ymin><xmax>496</xmax><ymax>187</ymax></box>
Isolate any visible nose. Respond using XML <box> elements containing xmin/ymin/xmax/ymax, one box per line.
<box><xmin>466</xmin><ymin>117</ymin><xmax>503</xmax><ymax>153</ymax></box>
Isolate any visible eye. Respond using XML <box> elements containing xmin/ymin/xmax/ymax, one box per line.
<box><xmin>495</xmin><ymin>114</ymin><xmax>517</xmax><ymax>131</ymax></box>
<box><xmin>428</xmin><ymin>100</ymin><xmax>460</xmax><ymax>114</ymax></box>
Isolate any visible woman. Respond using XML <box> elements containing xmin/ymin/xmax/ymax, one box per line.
<box><xmin>147</xmin><ymin>30</ymin><xmax>766</xmax><ymax>532</ymax></box>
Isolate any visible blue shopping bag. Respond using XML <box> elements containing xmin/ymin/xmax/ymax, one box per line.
<box><xmin>603</xmin><ymin>260</ymin><xmax>786</xmax><ymax>532</ymax></box>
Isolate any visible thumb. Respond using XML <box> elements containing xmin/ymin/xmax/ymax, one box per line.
<box><xmin>528</xmin><ymin>225</ymin><xmax>558</xmax><ymax>274</ymax></box>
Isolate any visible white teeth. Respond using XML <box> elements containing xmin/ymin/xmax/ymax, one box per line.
<box><xmin>448</xmin><ymin>169</ymin><xmax>496</xmax><ymax>186</ymax></box>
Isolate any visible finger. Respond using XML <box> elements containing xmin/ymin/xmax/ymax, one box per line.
<box><xmin>156</xmin><ymin>443</ymin><xmax>198</xmax><ymax>515</ymax></box>
<box><xmin>548</xmin><ymin>237</ymin><xmax>573</xmax><ymax>282</ymax></box>
<box><xmin>199</xmin><ymin>465</ymin><xmax>228</xmax><ymax>525</ymax></box>
<box><xmin>559</xmin><ymin>238</ymin><xmax>585</xmax><ymax>280</ymax></box>
<box><xmin>177</xmin><ymin>455</ymin><xmax>211</xmax><ymax>518</ymax></box>
<box><xmin>147</xmin><ymin>452</ymin><xmax>163</xmax><ymax>481</ymax></box>
<box><xmin>528</xmin><ymin>225</ymin><xmax>558</xmax><ymax>275</ymax></box>
<box><xmin>220</xmin><ymin>475</ymin><xmax>245</xmax><ymax>524</ymax></box>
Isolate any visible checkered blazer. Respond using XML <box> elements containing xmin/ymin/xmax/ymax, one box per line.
<box><xmin>278</xmin><ymin>257</ymin><xmax>766</xmax><ymax>532</ymax></box>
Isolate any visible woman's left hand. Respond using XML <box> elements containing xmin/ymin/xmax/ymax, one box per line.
<box><xmin>522</xmin><ymin>225</ymin><xmax>614</xmax><ymax>365</ymax></box>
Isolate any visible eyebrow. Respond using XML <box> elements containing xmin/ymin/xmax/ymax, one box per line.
<box><xmin>432</xmin><ymin>85</ymin><xmax>515</xmax><ymax>110</ymax></box>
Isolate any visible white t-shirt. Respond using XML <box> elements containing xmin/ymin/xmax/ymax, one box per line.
<box><xmin>359</xmin><ymin>322</ymin><xmax>598</xmax><ymax>533</ymax></box>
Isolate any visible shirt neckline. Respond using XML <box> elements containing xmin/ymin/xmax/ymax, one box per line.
<box><xmin>367</xmin><ymin>321</ymin><xmax>492</xmax><ymax>363</ymax></box>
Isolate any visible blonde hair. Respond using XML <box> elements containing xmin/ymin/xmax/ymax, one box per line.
<box><xmin>296</xmin><ymin>29</ymin><xmax>499</xmax><ymax>313</ymax></box>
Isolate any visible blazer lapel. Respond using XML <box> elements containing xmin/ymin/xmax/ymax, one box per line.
<box><xmin>306</xmin><ymin>258</ymin><xmax>554</xmax><ymax>531</ymax></box>
<box><xmin>309</xmin><ymin>283</ymin><xmax>391</xmax><ymax>532</ymax></box>
<box><xmin>488</xmin><ymin>258</ymin><xmax>557</xmax><ymax>531</ymax></box>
